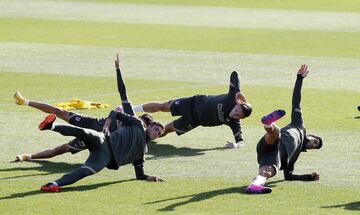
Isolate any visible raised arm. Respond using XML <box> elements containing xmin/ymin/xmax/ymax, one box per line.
<box><xmin>115</xmin><ymin>53</ymin><xmax>135</xmax><ymax>116</ymax></box>
<box><xmin>290</xmin><ymin>64</ymin><xmax>309</xmax><ymax>127</ymax></box>
<box><xmin>228</xmin><ymin>71</ymin><xmax>241</xmax><ymax>101</ymax></box>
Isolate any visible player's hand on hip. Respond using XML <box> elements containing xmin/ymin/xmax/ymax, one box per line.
<box><xmin>147</xmin><ymin>176</ymin><xmax>166</xmax><ymax>182</ymax></box>
<box><xmin>297</xmin><ymin>64</ymin><xmax>309</xmax><ymax>77</ymax></box>
<box><xmin>102</xmin><ymin>125</ymin><xmax>110</xmax><ymax>136</ymax></box>
<box><xmin>311</xmin><ymin>172</ymin><xmax>320</xmax><ymax>181</ymax></box>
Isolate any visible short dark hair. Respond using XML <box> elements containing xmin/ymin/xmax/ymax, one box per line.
<box><xmin>308</xmin><ymin>134</ymin><xmax>323</xmax><ymax>149</ymax></box>
<box><xmin>139</xmin><ymin>113</ymin><xmax>154</xmax><ymax>126</ymax></box>
<box><xmin>150</xmin><ymin>121</ymin><xmax>165</xmax><ymax>130</ymax></box>
<box><xmin>240</xmin><ymin>103</ymin><xmax>253</xmax><ymax>118</ymax></box>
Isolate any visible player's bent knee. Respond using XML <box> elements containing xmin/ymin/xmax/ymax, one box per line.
<box><xmin>260</xmin><ymin>166</ymin><xmax>276</xmax><ymax>178</ymax></box>
<box><xmin>160</xmin><ymin>102</ymin><xmax>171</xmax><ymax>112</ymax></box>
<box><xmin>56</xmin><ymin>109</ymin><xmax>71</xmax><ymax>122</ymax></box>
<box><xmin>81</xmin><ymin>166</ymin><xmax>98</xmax><ymax>176</ymax></box>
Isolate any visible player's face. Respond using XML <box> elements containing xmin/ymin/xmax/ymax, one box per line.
<box><xmin>229</xmin><ymin>104</ymin><xmax>245</xmax><ymax>120</ymax></box>
<box><xmin>147</xmin><ymin>125</ymin><xmax>164</xmax><ymax>140</ymax></box>
<box><xmin>305</xmin><ymin>136</ymin><xmax>320</xmax><ymax>149</ymax></box>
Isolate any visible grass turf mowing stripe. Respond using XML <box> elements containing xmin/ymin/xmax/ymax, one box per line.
<box><xmin>66</xmin><ymin>0</ymin><xmax>360</xmax><ymax>13</ymax></box>
<box><xmin>0</xmin><ymin>18</ymin><xmax>360</xmax><ymax>60</ymax></box>
<box><xmin>2</xmin><ymin>0</ymin><xmax>360</xmax><ymax>33</ymax></box>
<box><xmin>1</xmin><ymin>71</ymin><xmax>359</xmax><ymax>132</ymax></box>
<box><xmin>1</xmin><ymin>42</ymin><xmax>359</xmax><ymax>92</ymax></box>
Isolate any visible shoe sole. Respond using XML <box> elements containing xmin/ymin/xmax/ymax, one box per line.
<box><xmin>41</xmin><ymin>186</ymin><xmax>60</xmax><ymax>192</ymax></box>
<box><xmin>39</xmin><ymin>114</ymin><xmax>56</xmax><ymax>130</ymax></box>
<box><xmin>261</xmin><ymin>109</ymin><xmax>286</xmax><ymax>125</ymax></box>
<box><xmin>246</xmin><ymin>188</ymin><xmax>272</xmax><ymax>194</ymax></box>
<box><xmin>245</xmin><ymin>185</ymin><xmax>272</xmax><ymax>194</ymax></box>
<box><xmin>14</xmin><ymin>92</ymin><xmax>25</xmax><ymax>105</ymax></box>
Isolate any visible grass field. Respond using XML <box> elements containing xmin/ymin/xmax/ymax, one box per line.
<box><xmin>0</xmin><ymin>0</ymin><xmax>359</xmax><ymax>214</ymax></box>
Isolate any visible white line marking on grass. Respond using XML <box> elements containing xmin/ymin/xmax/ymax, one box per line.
<box><xmin>1</xmin><ymin>0</ymin><xmax>360</xmax><ymax>32</ymax></box>
<box><xmin>1</xmin><ymin>42</ymin><xmax>359</xmax><ymax>92</ymax></box>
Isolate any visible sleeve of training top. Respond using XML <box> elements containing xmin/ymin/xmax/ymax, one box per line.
<box><xmin>133</xmin><ymin>159</ymin><xmax>149</xmax><ymax>180</ymax></box>
<box><xmin>283</xmin><ymin>162</ymin><xmax>315</xmax><ymax>181</ymax></box>
<box><xmin>291</xmin><ymin>75</ymin><xmax>304</xmax><ymax>127</ymax></box>
<box><xmin>116</xmin><ymin>68</ymin><xmax>135</xmax><ymax>116</ymax></box>
<box><xmin>229</xmin><ymin>120</ymin><xmax>243</xmax><ymax>142</ymax></box>
<box><xmin>228</xmin><ymin>71</ymin><xmax>240</xmax><ymax>98</ymax></box>
<box><xmin>107</xmin><ymin>110</ymin><xmax>141</xmax><ymax>126</ymax></box>
<box><xmin>284</xmin><ymin>169</ymin><xmax>315</xmax><ymax>181</ymax></box>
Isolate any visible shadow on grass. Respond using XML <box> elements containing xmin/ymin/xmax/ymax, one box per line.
<box><xmin>147</xmin><ymin>141</ymin><xmax>225</xmax><ymax>160</ymax></box>
<box><xmin>0</xmin><ymin>160</ymin><xmax>81</xmax><ymax>180</ymax></box>
<box><xmin>322</xmin><ymin>201</ymin><xmax>360</xmax><ymax>211</ymax></box>
<box><xmin>0</xmin><ymin>179</ymin><xmax>134</xmax><ymax>201</ymax></box>
<box><xmin>146</xmin><ymin>180</ymin><xmax>283</xmax><ymax>211</ymax></box>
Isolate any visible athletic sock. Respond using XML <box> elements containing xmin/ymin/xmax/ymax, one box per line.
<box><xmin>252</xmin><ymin>175</ymin><xmax>267</xmax><ymax>186</ymax></box>
<box><xmin>133</xmin><ymin>104</ymin><xmax>144</xmax><ymax>112</ymax></box>
<box><xmin>24</xmin><ymin>100</ymin><xmax>29</xmax><ymax>105</ymax></box>
<box><xmin>263</xmin><ymin>123</ymin><xmax>273</xmax><ymax>128</ymax></box>
<box><xmin>52</xmin><ymin>182</ymin><xmax>58</xmax><ymax>186</ymax></box>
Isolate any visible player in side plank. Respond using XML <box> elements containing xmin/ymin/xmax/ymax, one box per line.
<box><xmin>133</xmin><ymin>71</ymin><xmax>252</xmax><ymax>149</ymax></box>
<box><xmin>14</xmin><ymin>54</ymin><xmax>153</xmax><ymax>161</ymax></box>
<box><xmin>246</xmin><ymin>64</ymin><xmax>323</xmax><ymax>194</ymax></box>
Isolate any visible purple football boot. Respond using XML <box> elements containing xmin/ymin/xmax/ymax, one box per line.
<box><xmin>245</xmin><ymin>184</ymin><xmax>272</xmax><ymax>194</ymax></box>
<box><xmin>261</xmin><ymin>109</ymin><xmax>286</xmax><ymax>126</ymax></box>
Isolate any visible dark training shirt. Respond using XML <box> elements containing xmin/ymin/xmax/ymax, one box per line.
<box><xmin>193</xmin><ymin>71</ymin><xmax>243</xmax><ymax>142</ymax></box>
<box><xmin>278</xmin><ymin>75</ymin><xmax>306</xmax><ymax>174</ymax></box>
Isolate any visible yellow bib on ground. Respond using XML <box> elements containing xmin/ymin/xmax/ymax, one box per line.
<box><xmin>55</xmin><ymin>98</ymin><xmax>109</xmax><ymax>110</ymax></box>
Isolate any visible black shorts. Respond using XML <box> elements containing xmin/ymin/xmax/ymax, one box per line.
<box><xmin>256</xmin><ymin>136</ymin><xmax>281</xmax><ymax>173</ymax></box>
<box><xmin>169</xmin><ymin>97</ymin><xmax>198</xmax><ymax>135</ymax></box>
<box><xmin>68</xmin><ymin>138</ymin><xmax>87</xmax><ymax>154</ymax></box>
<box><xmin>68</xmin><ymin>112</ymin><xmax>103</xmax><ymax>132</ymax></box>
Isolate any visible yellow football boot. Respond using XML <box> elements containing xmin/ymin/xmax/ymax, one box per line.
<box><xmin>14</xmin><ymin>91</ymin><xmax>26</xmax><ymax>105</ymax></box>
<box><xmin>15</xmin><ymin>154</ymin><xmax>31</xmax><ymax>162</ymax></box>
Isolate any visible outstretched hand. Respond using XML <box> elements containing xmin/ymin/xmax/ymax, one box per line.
<box><xmin>115</xmin><ymin>53</ymin><xmax>120</xmax><ymax>70</ymax></box>
<box><xmin>311</xmin><ymin>172</ymin><xmax>320</xmax><ymax>181</ymax></box>
<box><xmin>297</xmin><ymin>64</ymin><xmax>309</xmax><ymax>77</ymax></box>
<box><xmin>147</xmin><ymin>176</ymin><xmax>166</xmax><ymax>182</ymax></box>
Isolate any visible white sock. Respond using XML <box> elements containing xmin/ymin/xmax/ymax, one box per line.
<box><xmin>252</xmin><ymin>175</ymin><xmax>267</xmax><ymax>186</ymax></box>
<box><xmin>52</xmin><ymin>182</ymin><xmax>58</xmax><ymax>186</ymax></box>
<box><xmin>50</xmin><ymin>124</ymin><xmax>55</xmax><ymax>130</ymax></box>
<box><xmin>263</xmin><ymin>123</ymin><xmax>273</xmax><ymax>128</ymax></box>
<box><xmin>25</xmin><ymin>99</ymin><xmax>29</xmax><ymax>105</ymax></box>
<box><xmin>133</xmin><ymin>104</ymin><xmax>144</xmax><ymax>112</ymax></box>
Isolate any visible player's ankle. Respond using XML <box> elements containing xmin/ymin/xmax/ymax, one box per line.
<box><xmin>252</xmin><ymin>175</ymin><xmax>267</xmax><ymax>186</ymax></box>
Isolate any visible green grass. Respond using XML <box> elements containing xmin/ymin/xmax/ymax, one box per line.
<box><xmin>1</xmin><ymin>18</ymin><xmax>360</xmax><ymax>59</ymax></box>
<box><xmin>1</xmin><ymin>178</ymin><xmax>359</xmax><ymax>214</ymax></box>
<box><xmin>1</xmin><ymin>0</ymin><xmax>359</xmax><ymax>214</ymax></box>
<box><xmin>70</xmin><ymin>0</ymin><xmax>360</xmax><ymax>12</ymax></box>
<box><xmin>1</xmin><ymin>72</ymin><xmax>358</xmax><ymax>131</ymax></box>
<box><xmin>0</xmin><ymin>71</ymin><xmax>359</xmax><ymax>214</ymax></box>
